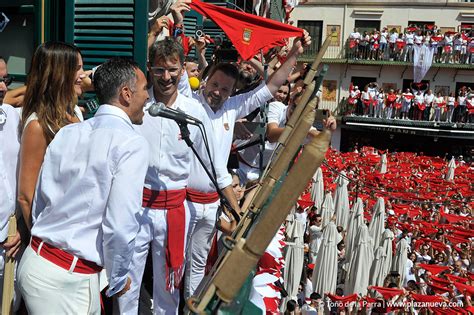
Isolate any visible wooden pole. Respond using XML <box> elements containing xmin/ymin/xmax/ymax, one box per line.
<box><xmin>2</xmin><ymin>215</ymin><xmax>17</xmax><ymax>315</ymax></box>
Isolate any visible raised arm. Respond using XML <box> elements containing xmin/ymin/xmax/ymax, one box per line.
<box><xmin>266</xmin><ymin>31</ymin><xmax>311</xmax><ymax>95</ymax></box>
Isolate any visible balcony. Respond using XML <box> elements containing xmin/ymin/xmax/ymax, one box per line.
<box><xmin>299</xmin><ymin>39</ymin><xmax>474</xmax><ymax>70</ymax></box>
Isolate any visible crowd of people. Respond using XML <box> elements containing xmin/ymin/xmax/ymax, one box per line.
<box><xmin>346</xmin><ymin>82</ymin><xmax>474</xmax><ymax>124</ymax></box>
<box><xmin>255</xmin><ymin>147</ymin><xmax>473</xmax><ymax>314</ymax></box>
<box><xmin>1</xmin><ymin>1</ymin><xmax>472</xmax><ymax>314</ymax></box>
<box><xmin>347</xmin><ymin>25</ymin><xmax>474</xmax><ymax>64</ymax></box>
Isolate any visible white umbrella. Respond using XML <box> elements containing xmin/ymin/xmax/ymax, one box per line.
<box><xmin>345</xmin><ymin>198</ymin><xmax>365</xmax><ymax>264</ymax></box>
<box><xmin>320</xmin><ymin>192</ymin><xmax>334</xmax><ymax>228</ymax></box>
<box><xmin>368</xmin><ymin>197</ymin><xmax>386</xmax><ymax>252</ymax></box>
<box><xmin>369</xmin><ymin>229</ymin><xmax>394</xmax><ymax>287</ymax></box>
<box><xmin>379</xmin><ymin>153</ymin><xmax>388</xmax><ymax>174</ymax></box>
<box><xmin>281</xmin><ymin>218</ymin><xmax>305</xmax><ymax>310</ymax></box>
<box><xmin>445</xmin><ymin>157</ymin><xmax>456</xmax><ymax>181</ymax></box>
<box><xmin>310</xmin><ymin>168</ymin><xmax>324</xmax><ymax>211</ymax></box>
<box><xmin>344</xmin><ymin>224</ymin><xmax>374</xmax><ymax>296</ymax></box>
<box><xmin>334</xmin><ymin>171</ymin><xmax>350</xmax><ymax>230</ymax></box>
<box><xmin>391</xmin><ymin>238</ymin><xmax>408</xmax><ymax>288</ymax></box>
<box><xmin>312</xmin><ymin>222</ymin><xmax>339</xmax><ymax>296</ymax></box>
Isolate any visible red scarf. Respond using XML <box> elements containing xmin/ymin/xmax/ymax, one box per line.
<box><xmin>419</xmin><ymin>263</ymin><xmax>449</xmax><ymax>275</ymax></box>
<box><xmin>190</xmin><ymin>0</ymin><xmax>303</xmax><ymax>60</ymax></box>
<box><xmin>368</xmin><ymin>286</ymin><xmax>404</xmax><ymax>300</ymax></box>
<box><xmin>142</xmin><ymin>187</ymin><xmax>186</xmax><ymax>290</ymax></box>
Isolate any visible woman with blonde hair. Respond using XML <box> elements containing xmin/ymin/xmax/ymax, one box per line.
<box><xmin>18</xmin><ymin>41</ymin><xmax>85</xmax><ymax>230</ymax></box>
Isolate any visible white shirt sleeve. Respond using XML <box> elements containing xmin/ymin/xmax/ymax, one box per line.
<box><xmin>229</xmin><ymin>82</ymin><xmax>273</xmax><ymax>119</ymax></box>
<box><xmin>178</xmin><ymin>71</ymin><xmax>194</xmax><ymax>99</ymax></box>
<box><xmin>267</xmin><ymin>101</ymin><xmax>285</xmax><ymax>124</ymax></box>
<box><xmin>103</xmin><ymin>136</ymin><xmax>149</xmax><ymax>297</ymax></box>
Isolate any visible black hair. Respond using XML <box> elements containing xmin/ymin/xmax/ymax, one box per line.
<box><xmin>94</xmin><ymin>57</ymin><xmax>139</xmax><ymax>105</ymax></box>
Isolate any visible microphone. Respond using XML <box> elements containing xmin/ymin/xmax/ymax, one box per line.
<box><xmin>148</xmin><ymin>102</ymin><xmax>202</xmax><ymax>126</ymax></box>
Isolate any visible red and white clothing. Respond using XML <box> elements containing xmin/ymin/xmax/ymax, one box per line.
<box><xmin>19</xmin><ymin>105</ymin><xmax>149</xmax><ymax>314</ymax></box>
<box><xmin>116</xmin><ymin>90</ymin><xmax>215</xmax><ymax>314</ymax></box>
<box><xmin>184</xmin><ymin>78</ymin><xmax>272</xmax><ymax>298</ymax></box>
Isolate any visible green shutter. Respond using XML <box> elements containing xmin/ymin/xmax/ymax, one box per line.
<box><xmin>64</xmin><ymin>0</ymin><xmax>147</xmax><ymax>72</ymax></box>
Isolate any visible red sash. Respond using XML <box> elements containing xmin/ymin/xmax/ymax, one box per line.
<box><xmin>444</xmin><ymin>46</ymin><xmax>452</xmax><ymax>53</ymax></box>
<box><xmin>363</xmin><ymin>99</ymin><xmax>371</xmax><ymax>107</ymax></box>
<box><xmin>142</xmin><ymin>187</ymin><xmax>187</xmax><ymax>290</ymax></box>
<box><xmin>349</xmin><ymin>40</ymin><xmax>357</xmax><ymax>49</ymax></box>
<box><xmin>348</xmin><ymin>97</ymin><xmax>357</xmax><ymax>105</ymax></box>
<box><xmin>394</xmin><ymin>102</ymin><xmax>402</xmax><ymax>109</ymax></box>
<box><xmin>186</xmin><ymin>188</ymin><xmax>219</xmax><ymax>204</ymax></box>
<box><xmin>31</xmin><ymin>236</ymin><xmax>102</xmax><ymax>274</ymax></box>
<box><xmin>373</xmin><ymin>43</ymin><xmax>380</xmax><ymax>49</ymax></box>
<box><xmin>417</xmin><ymin>102</ymin><xmax>426</xmax><ymax>111</ymax></box>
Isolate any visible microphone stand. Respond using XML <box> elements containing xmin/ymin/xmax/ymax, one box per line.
<box><xmin>177</xmin><ymin>122</ymin><xmax>240</xmax><ymax>223</ymax></box>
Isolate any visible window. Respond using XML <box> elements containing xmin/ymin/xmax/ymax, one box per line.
<box><xmin>354</xmin><ymin>20</ymin><xmax>380</xmax><ymax>35</ymax></box>
<box><xmin>298</xmin><ymin>20</ymin><xmax>322</xmax><ymax>57</ymax></box>
<box><xmin>0</xmin><ymin>7</ymin><xmax>36</xmax><ymax>81</ymax></box>
<box><xmin>402</xmin><ymin>79</ymin><xmax>430</xmax><ymax>93</ymax></box>
<box><xmin>351</xmin><ymin>76</ymin><xmax>376</xmax><ymax>91</ymax></box>
<box><xmin>408</xmin><ymin>21</ymin><xmax>435</xmax><ymax>32</ymax></box>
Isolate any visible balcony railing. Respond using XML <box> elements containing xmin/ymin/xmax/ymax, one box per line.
<box><xmin>300</xmin><ymin>39</ymin><xmax>474</xmax><ymax>67</ymax></box>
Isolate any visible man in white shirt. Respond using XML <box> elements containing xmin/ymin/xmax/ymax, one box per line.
<box><xmin>17</xmin><ymin>58</ymin><xmax>150</xmax><ymax>314</ymax></box>
<box><xmin>404</xmin><ymin>31</ymin><xmax>415</xmax><ymax>62</ymax></box>
<box><xmin>349</xmin><ymin>28</ymin><xmax>361</xmax><ymax>59</ymax></box>
<box><xmin>117</xmin><ymin>38</ymin><xmax>228</xmax><ymax>314</ymax></box>
<box><xmin>0</xmin><ymin>56</ymin><xmax>22</xmax><ymax>311</ymax></box>
<box><xmin>182</xmin><ymin>33</ymin><xmax>312</xmax><ymax>299</ymax></box>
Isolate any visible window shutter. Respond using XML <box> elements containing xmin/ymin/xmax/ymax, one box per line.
<box><xmin>64</xmin><ymin>0</ymin><xmax>147</xmax><ymax>71</ymax></box>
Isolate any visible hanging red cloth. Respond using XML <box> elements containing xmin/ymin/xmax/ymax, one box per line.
<box><xmin>189</xmin><ymin>0</ymin><xmax>304</xmax><ymax>60</ymax></box>
<box><xmin>418</xmin><ymin>264</ymin><xmax>450</xmax><ymax>275</ymax></box>
<box><xmin>368</xmin><ymin>286</ymin><xmax>404</xmax><ymax>300</ymax></box>
<box><xmin>326</xmin><ymin>293</ymin><xmax>358</xmax><ymax>303</ymax></box>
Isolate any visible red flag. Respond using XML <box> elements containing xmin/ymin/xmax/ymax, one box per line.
<box><xmin>453</xmin><ymin>282</ymin><xmax>474</xmax><ymax>295</ymax></box>
<box><xmin>190</xmin><ymin>0</ymin><xmax>304</xmax><ymax>60</ymax></box>
<box><xmin>446</xmin><ymin>274</ymin><xmax>468</xmax><ymax>284</ymax></box>
<box><xmin>326</xmin><ymin>293</ymin><xmax>358</xmax><ymax>303</ymax></box>
<box><xmin>369</xmin><ymin>286</ymin><xmax>404</xmax><ymax>300</ymax></box>
<box><xmin>419</xmin><ymin>264</ymin><xmax>449</xmax><ymax>275</ymax></box>
<box><xmin>441</xmin><ymin>213</ymin><xmax>470</xmax><ymax>223</ymax></box>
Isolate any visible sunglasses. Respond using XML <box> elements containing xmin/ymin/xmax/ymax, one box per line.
<box><xmin>0</xmin><ymin>76</ymin><xmax>13</xmax><ymax>87</ymax></box>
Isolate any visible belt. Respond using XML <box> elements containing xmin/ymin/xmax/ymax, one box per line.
<box><xmin>186</xmin><ymin>188</ymin><xmax>219</xmax><ymax>204</ymax></box>
<box><xmin>31</xmin><ymin>236</ymin><xmax>102</xmax><ymax>274</ymax></box>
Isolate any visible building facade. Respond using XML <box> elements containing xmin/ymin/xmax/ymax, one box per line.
<box><xmin>292</xmin><ymin>0</ymin><xmax>474</xmax><ymax>111</ymax></box>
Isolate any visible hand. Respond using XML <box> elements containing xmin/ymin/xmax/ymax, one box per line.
<box><xmin>289</xmin><ymin>30</ymin><xmax>312</xmax><ymax>56</ymax></box>
<box><xmin>150</xmin><ymin>16</ymin><xmax>170</xmax><ymax>35</ymax></box>
<box><xmin>195</xmin><ymin>35</ymin><xmax>211</xmax><ymax>53</ymax></box>
<box><xmin>233</xmin><ymin>120</ymin><xmax>253</xmax><ymax>140</ymax></box>
<box><xmin>1</xmin><ymin>230</ymin><xmax>21</xmax><ymax>258</ymax></box>
<box><xmin>116</xmin><ymin>277</ymin><xmax>131</xmax><ymax>297</ymax></box>
<box><xmin>323</xmin><ymin>115</ymin><xmax>337</xmax><ymax>131</ymax></box>
<box><xmin>170</xmin><ymin>0</ymin><xmax>191</xmax><ymax>24</ymax></box>
<box><xmin>81</xmin><ymin>70</ymin><xmax>94</xmax><ymax>93</ymax></box>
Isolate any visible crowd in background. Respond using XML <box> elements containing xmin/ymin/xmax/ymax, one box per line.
<box><xmin>347</xmin><ymin>25</ymin><xmax>474</xmax><ymax>64</ymax></box>
<box><xmin>271</xmin><ymin>148</ymin><xmax>473</xmax><ymax>314</ymax></box>
<box><xmin>346</xmin><ymin>82</ymin><xmax>474</xmax><ymax>124</ymax></box>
